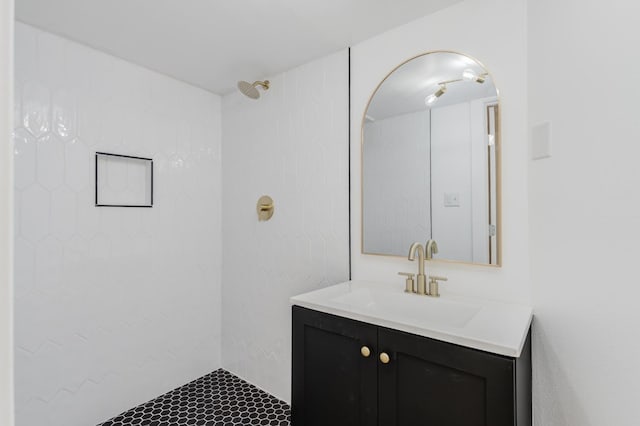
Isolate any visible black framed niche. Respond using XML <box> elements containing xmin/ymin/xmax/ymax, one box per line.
<box><xmin>95</xmin><ymin>152</ymin><xmax>153</xmax><ymax>208</ymax></box>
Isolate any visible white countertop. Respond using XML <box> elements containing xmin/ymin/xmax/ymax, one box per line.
<box><xmin>290</xmin><ymin>280</ymin><xmax>533</xmax><ymax>357</ymax></box>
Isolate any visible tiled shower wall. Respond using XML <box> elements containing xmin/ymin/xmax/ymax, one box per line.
<box><xmin>221</xmin><ymin>50</ymin><xmax>350</xmax><ymax>402</ymax></box>
<box><xmin>13</xmin><ymin>23</ymin><xmax>222</xmax><ymax>426</ymax></box>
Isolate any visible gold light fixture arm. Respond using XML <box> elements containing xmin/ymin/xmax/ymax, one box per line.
<box><xmin>438</xmin><ymin>72</ymin><xmax>488</xmax><ymax>86</ymax></box>
<box><xmin>439</xmin><ymin>77</ymin><xmax>462</xmax><ymax>85</ymax></box>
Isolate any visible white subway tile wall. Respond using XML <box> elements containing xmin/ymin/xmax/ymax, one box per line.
<box><xmin>221</xmin><ymin>49</ymin><xmax>350</xmax><ymax>402</ymax></box>
<box><xmin>13</xmin><ymin>23</ymin><xmax>222</xmax><ymax>426</ymax></box>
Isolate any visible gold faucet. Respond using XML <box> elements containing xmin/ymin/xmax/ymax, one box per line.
<box><xmin>405</xmin><ymin>240</ymin><xmax>440</xmax><ymax>296</ymax></box>
<box><xmin>426</xmin><ymin>239</ymin><xmax>438</xmax><ymax>260</ymax></box>
<box><xmin>408</xmin><ymin>242</ymin><xmax>427</xmax><ymax>295</ymax></box>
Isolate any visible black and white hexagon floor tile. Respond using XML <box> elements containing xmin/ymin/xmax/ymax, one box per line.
<box><xmin>97</xmin><ymin>369</ymin><xmax>290</xmax><ymax>426</ymax></box>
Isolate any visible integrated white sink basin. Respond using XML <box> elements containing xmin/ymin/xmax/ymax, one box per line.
<box><xmin>291</xmin><ymin>280</ymin><xmax>533</xmax><ymax>357</ymax></box>
<box><xmin>329</xmin><ymin>287</ymin><xmax>482</xmax><ymax>328</ymax></box>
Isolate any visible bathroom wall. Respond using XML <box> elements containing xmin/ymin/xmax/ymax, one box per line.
<box><xmin>221</xmin><ymin>49</ymin><xmax>350</xmax><ymax>402</ymax></box>
<box><xmin>1</xmin><ymin>1</ymin><xmax>15</xmax><ymax>425</ymax></box>
<box><xmin>431</xmin><ymin>103</ymin><xmax>473</xmax><ymax>260</ymax></box>
<box><xmin>363</xmin><ymin>110</ymin><xmax>431</xmax><ymax>255</ymax></box>
<box><xmin>430</xmin><ymin>98</ymin><xmax>494</xmax><ymax>264</ymax></box>
<box><xmin>528</xmin><ymin>1</ymin><xmax>640</xmax><ymax>425</ymax></box>
<box><xmin>350</xmin><ymin>0</ymin><xmax>530</xmax><ymax>303</ymax></box>
<box><xmin>13</xmin><ymin>23</ymin><xmax>222</xmax><ymax>426</ymax></box>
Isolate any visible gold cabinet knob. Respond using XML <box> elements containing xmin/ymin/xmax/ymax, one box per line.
<box><xmin>379</xmin><ymin>352</ymin><xmax>390</xmax><ymax>364</ymax></box>
<box><xmin>360</xmin><ymin>346</ymin><xmax>371</xmax><ymax>358</ymax></box>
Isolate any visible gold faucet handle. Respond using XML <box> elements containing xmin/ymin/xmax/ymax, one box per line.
<box><xmin>425</xmin><ymin>239</ymin><xmax>439</xmax><ymax>260</ymax></box>
<box><xmin>428</xmin><ymin>275</ymin><xmax>447</xmax><ymax>297</ymax></box>
<box><xmin>398</xmin><ymin>272</ymin><xmax>416</xmax><ymax>293</ymax></box>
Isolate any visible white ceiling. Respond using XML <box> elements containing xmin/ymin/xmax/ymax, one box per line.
<box><xmin>16</xmin><ymin>0</ymin><xmax>463</xmax><ymax>94</ymax></box>
<box><xmin>366</xmin><ymin>51</ymin><xmax>498</xmax><ymax>120</ymax></box>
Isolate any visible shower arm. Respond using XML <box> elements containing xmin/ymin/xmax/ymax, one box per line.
<box><xmin>253</xmin><ymin>80</ymin><xmax>270</xmax><ymax>90</ymax></box>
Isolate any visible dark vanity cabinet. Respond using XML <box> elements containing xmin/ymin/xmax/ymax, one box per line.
<box><xmin>292</xmin><ymin>306</ymin><xmax>531</xmax><ymax>426</ymax></box>
<box><xmin>291</xmin><ymin>305</ymin><xmax>378</xmax><ymax>426</ymax></box>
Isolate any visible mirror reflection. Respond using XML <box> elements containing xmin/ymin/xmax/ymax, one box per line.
<box><xmin>362</xmin><ymin>51</ymin><xmax>500</xmax><ymax>265</ymax></box>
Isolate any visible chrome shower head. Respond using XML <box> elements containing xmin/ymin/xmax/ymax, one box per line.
<box><xmin>237</xmin><ymin>80</ymin><xmax>270</xmax><ymax>99</ymax></box>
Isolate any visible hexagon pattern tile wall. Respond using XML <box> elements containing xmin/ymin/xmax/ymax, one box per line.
<box><xmin>97</xmin><ymin>369</ymin><xmax>290</xmax><ymax>426</ymax></box>
<box><xmin>14</xmin><ymin>22</ymin><xmax>223</xmax><ymax>426</ymax></box>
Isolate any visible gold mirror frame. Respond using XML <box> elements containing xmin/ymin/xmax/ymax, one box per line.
<box><xmin>360</xmin><ymin>50</ymin><xmax>502</xmax><ymax>267</ymax></box>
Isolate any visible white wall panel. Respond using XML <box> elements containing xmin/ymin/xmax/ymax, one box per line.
<box><xmin>528</xmin><ymin>1</ymin><xmax>640</xmax><ymax>424</ymax></box>
<box><xmin>221</xmin><ymin>50</ymin><xmax>350</xmax><ymax>402</ymax></box>
<box><xmin>0</xmin><ymin>1</ymin><xmax>15</xmax><ymax>425</ymax></box>
<box><xmin>363</xmin><ymin>110</ymin><xmax>431</xmax><ymax>255</ymax></box>
<box><xmin>14</xmin><ymin>23</ymin><xmax>222</xmax><ymax>426</ymax></box>
<box><xmin>431</xmin><ymin>102</ymin><xmax>473</xmax><ymax>261</ymax></box>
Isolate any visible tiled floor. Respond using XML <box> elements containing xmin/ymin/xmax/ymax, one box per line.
<box><xmin>97</xmin><ymin>369</ymin><xmax>291</xmax><ymax>426</ymax></box>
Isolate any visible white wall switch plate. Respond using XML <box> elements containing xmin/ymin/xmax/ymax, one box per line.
<box><xmin>531</xmin><ymin>121</ymin><xmax>552</xmax><ymax>160</ymax></box>
<box><xmin>444</xmin><ymin>193</ymin><xmax>460</xmax><ymax>207</ymax></box>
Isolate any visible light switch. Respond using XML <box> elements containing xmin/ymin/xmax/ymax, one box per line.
<box><xmin>531</xmin><ymin>121</ymin><xmax>552</xmax><ymax>160</ymax></box>
<box><xmin>444</xmin><ymin>193</ymin><xmax>460</xmax><ymax>207</ymax></box>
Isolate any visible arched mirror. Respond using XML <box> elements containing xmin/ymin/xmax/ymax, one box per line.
<box><xmin>362</xmin><ymin>51</ymin><xmax>501</xmax><ymax>266</ymax></box>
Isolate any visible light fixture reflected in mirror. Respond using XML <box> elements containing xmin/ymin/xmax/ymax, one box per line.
<box><xmin>425</xmin><ymin>84</ymin><xmax>447</xmax><ymax>106</ymax></box>
<box><xmin>462</xmin><ymin>68</ymin><xmax>486</xmax><ymax>83</ymax></box>
<box><xmin>425</xmin><ymin>69</ymin><xmax>488</xmax><ymax>107</ymax></box>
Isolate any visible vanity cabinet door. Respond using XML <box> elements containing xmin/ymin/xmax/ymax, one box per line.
<box><xmin>292</xmin><ymin>306</ymin><xmax>378</xmax><ymax>426</ymax></box>
<box><xmin>377</xmin><ymin>327</ymin><xmax>518</xmax><ymax>426</ymax></box>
